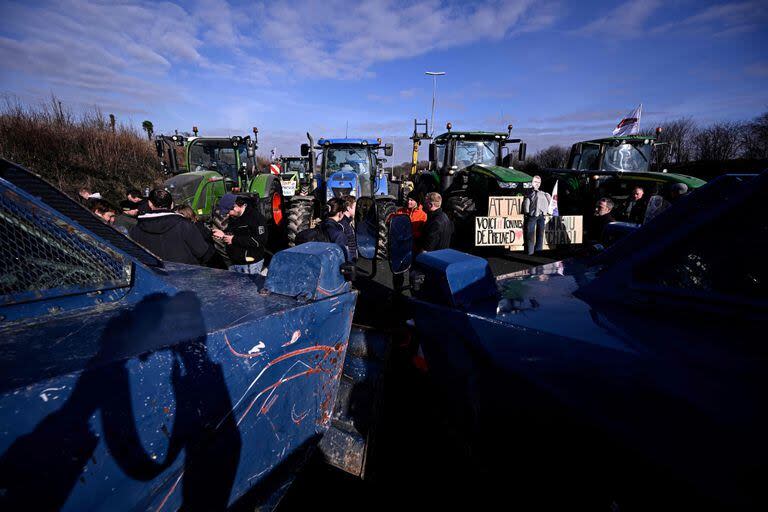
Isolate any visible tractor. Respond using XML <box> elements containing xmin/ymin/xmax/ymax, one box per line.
<box><xmin>401</xmin><ymin>120</ymin><xmax>532</xmax><ymax>249</ymax></box>
<box><xmin>537</xmin><ymin>134</ymin><xmax>706</xmax><ymax>219</ymax></box>
<box><xmin>155</xmin><ymin>126</ymin><xmax>286</xmax><ymax>252</ymax></box>
<box><xmin>276</xmin><ymin>155</ymin><xmax>312</xmax><ymax>198</ymax></box>
<box><xmin>285</xmin><ymin>134</ymin><xmax>396</xmax><ymax>257</ymax></box>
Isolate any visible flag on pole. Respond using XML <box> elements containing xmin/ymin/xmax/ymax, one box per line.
<box><xmin>548</xmin><ymin>180</ymin><xmax>559</xmax><ymax>216</ymax></box>
<box><xmin>613</xmin><ymin>104</ymin><xmax>642</xmax><ymax>136</ymax></box>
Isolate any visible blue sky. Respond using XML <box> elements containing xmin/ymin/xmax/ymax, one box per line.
<box><xmin>1</xmin><ymin>0</ymin><xmax>766</xmax><ymax>163</ymax></box>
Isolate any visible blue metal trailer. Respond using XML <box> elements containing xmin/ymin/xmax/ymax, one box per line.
<box><xmin>0</xmin><ymin>159</ymin><xmax>359</xmax><ymax>510</ymax></box>
<box><xmin>406</xmin><ymin>172</ymin><xmax>767</xmax><ymax>509</ymax></box>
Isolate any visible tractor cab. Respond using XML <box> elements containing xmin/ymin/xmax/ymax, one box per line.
<box><xmin>304</xmin><ymin>138</ymin><xmax>393</xmax><ymax>201</ymax></box>
<box><xmin>568</xmin><ymin>135</ymin><xmax>665</xmax><ymax>173</ymax></box>
<box><xmin>157</xmin><ymin>127</ymin><xmax>284</xmax><ymax>227</ymax></box>
<box><xmin>429</xmin><ymin>124</ymin><xmax>531</xmax><ymax>195</ymax></box>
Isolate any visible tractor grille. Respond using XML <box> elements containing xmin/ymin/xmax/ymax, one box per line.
<box><xmin>0</xmin><ymin>175</ymin><xmax>131</xmax><ymax>305</ymax></box>
<box><xmin>331</xmin><ymin>187</ymin><xmax>353</xmax><ymax>198</ymax></box>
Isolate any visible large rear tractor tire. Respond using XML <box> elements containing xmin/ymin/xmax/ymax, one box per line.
<box><xmin>445</xmin><ymin>195</ymin><xmax>477</xmax><ymax>251</ymax></box>
<box><xmin>375</xmin><ymin>198</ymin><xmax>397</xmax><ymax>260</ymax></box>
<box><xmin>286</xmin><ymin>196</ymin><xmax>316</xmax><ymax>246</ymax></box>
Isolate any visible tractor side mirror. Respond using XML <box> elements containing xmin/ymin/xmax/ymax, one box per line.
<box><xmin>384</xmin><ymin>143</ymin><xmax>393</xmax><ymax>157</ymax></box>
<box><xmin>246</xmin><ymin>139</ymin><xmax>255</xmax><ymax>158</ymax></box>
<box><xmin>154</xmin><ymin>140</ymin><xmax>164</xmax><ymax>157</ymax></box>
<box><xmin>355</xmin><ymin>198</ymin><xmax>378</xmax><ymax>260</ymax></box>
<box><xmin>300</xmin><ymin>143</ymin><xmax>309</xmax><ymax>157</ymax></box>
<box><xmin>428</xmin><ymin>143</ymin><xmax>436</xmax><ymax>161</ymax></box>
<box><xmin>518</xmin><ymin>142</ymin><xmax>527</xmax><ymax>162</ymax></box>
<box><xmin>388</xmin><ymin>214</ymin><xmax>413</xmax><ymax>275</ymax></box>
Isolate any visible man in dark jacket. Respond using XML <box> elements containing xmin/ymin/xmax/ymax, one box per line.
<box><xmin>619</xmin><ymin>186</ymin><xmax>648</xmax><ymax>224</ymax></box>
<box><xmin>129</xmin><ymin>189</ymin><xmax>214</xmax><ymax>265</ymax></box>
<box><xmin>421</xmin><ymin>192</ymin><xmax>453</xmax><ymax>252</ymax></box>
<box><xmin>321</xmin><ymin>198</ymin><xmax>350</xmax><ymax>261</ymax></box>
<box><xmin>212</xmin><ymin>194</ymin><xmax>267</xmax><ymax>274</ymax></box>
<box><xmin>339</xmin><ymin>196</ymin><xmax>358</xmax><ymax>261</ymax></box>
<box><xmin>587</xmin><ymin>197</ymin><xmax>616</xmax><ymax>243</ymax></box>
<box><xmin>126</xmin><ymin>188</ymin><xmax>150</xmax><ymax>216</ymax></box>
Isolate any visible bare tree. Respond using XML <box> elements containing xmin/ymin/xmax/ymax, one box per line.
<box><xmin>692</xmin><ymin>121</ymin><xmax>744</xmax><ymax>161</ymax></box>
<box><xmin>655</xmin><ymin>118</ymin><xmax>697</xmax><ymax>163</ymax></box>
<box><xmin>742</xmin><ymin>111</ymin><xmax>768</xmax><ymax>159</ymax></box>
<box><xmin>532</xmin><ymin>145</ymin><xmax>570</xmax><ymax>169</ymax></box>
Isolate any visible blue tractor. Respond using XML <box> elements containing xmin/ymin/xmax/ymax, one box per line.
<box><xmin>285</xmin><ymin>134</ymin><xmax>397</xmax><ymax>257</ymax></box>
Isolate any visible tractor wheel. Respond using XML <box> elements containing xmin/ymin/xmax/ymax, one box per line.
<box><xmin>375</xmin><ymin>198</ymin><xmax>397</xmax><ymax>260</ymax></box>
<box><xmin>445</xmin><ymin>195</ymin><xmax>476</xmax><ymax>221</ymax></box>
<box><xmin>286</xmin><ymin>196</ymin><xmax>316</xmax><ymax>246</ymax></box>
<box><xmin>259</xmin><ymin>177</ymin><xmax>286</xmax><ymax>255</ymax></box>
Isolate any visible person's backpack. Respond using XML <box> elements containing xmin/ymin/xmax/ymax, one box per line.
<box><xmin>295</xmin><ymin>226</ymin><xmax>329</xmax><ymax>245</ymax></box>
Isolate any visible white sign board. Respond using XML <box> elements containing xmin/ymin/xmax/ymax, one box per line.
<box><xmin>475</xmin><ymin>196</ymin><xmax>583</xmax><ymax>250</ymax></box>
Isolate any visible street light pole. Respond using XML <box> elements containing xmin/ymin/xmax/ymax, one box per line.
<box><xmin>425</xmin><ymin>71</ymin><xmax>445</xmax><ymax>137</ymax></box>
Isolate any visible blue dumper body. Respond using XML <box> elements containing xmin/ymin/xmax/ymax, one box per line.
<box><xmin>408</xmin><ymin>173</ymin><xmax>766</xmax><ymax>509</ymax></box>
<box><xmin>0</xmin><ymin>160</ymin><xmax>357</xmax><ymax>510</ymax></box>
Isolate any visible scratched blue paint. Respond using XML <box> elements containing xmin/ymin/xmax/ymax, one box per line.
<box><xmin>0</xmin><ymin>161</ymin><xmax>357</xmax><ymax>511</ymax></box>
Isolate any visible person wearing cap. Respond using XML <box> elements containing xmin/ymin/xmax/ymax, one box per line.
<box><xmin>129</xmin><ymin>189</ymin><xmax>214</xmax><ymax>265</ymax></box>
<box><xmin>395</xmin><ymin>191</ymin><xmax>428</xmax><ymax>243</ymax></box>
<box><xmin>212</xmin><ymin>194</ymin><xmax>267</xmax><ymax>274</ymax></box>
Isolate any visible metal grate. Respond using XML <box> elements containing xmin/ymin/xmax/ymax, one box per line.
<box><xmin>0</xmin><ymin>159</ymin><xmax>162</xmax><ymax>267</ymax></box>
<box><xmin>0</xmin><ymin>183</ymin><xmax>131</xmax><ymax>305</ymax></box>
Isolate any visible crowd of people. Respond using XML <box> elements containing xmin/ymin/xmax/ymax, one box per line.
<box><xmin>77</xmin><ymin>185</ymin><xmax>454</xmax><ymax>275</ymax></box>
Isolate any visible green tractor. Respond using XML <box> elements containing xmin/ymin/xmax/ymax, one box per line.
<box><xmin>276</xmin><ymin>155</ymin><xmax>312</xmax><ymax>198</ymax></box>
<box><xmin>156</xmin><ymin>127</ymin><xmax>286</xmax><ymax>249</ymax></box>
<box><xmin>403</xmin><ymin>121</ymin><xmax>532</xmax><ymax>248</ymax></box>
<box><xmin>539</xmin><ymin>134</ymin><xmax>706</xmax><ymax>218</ymax></box>
<box><xmin>284</xmin><ymin>134</ymin><xmax>395</xmax><ymax>257</ymax></box>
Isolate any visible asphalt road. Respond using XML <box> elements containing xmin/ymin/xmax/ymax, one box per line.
<box><xmin>277</xmin><ymin>249</ymin><xmax>561</xmax><ymax>511</ymax></box>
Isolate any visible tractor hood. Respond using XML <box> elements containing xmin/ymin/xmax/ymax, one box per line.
<box><xmin>328</xmin><ymin>171</ymin><xmax>358</xmax><ymax>197</ymax></box>
<box><xmin>468</xmin><ymin>164</ymin><xmax>532</xmax><ymax>183</ymax></box>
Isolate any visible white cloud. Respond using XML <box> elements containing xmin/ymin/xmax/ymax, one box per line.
<box><xmin>653</xmin><ymin>1</ymin><xmax>768</xmax><ymax>36</ymax></box>
<box><xmin>575</xmin><ymin>0</ymin><xmax>661</xmax><ymax>39</ymax></box>
<box><xmin>256</xmin><ymin>0</ymin><xmax>560</xmax><ymax>78</ymax></box>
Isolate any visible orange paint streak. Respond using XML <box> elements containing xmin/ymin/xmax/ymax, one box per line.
<box><xmin>236</xmin><ymin>368</ymin><xmax>321</xmax><ymax>426</ymax></box>
<box><xmin>155</xmin><ymin>474</ymin><xmax>183</xmax><ymax>512</ymax></box>
<box><xmin>224</xmin><ymin>333</ymin><xmax>264</xmax><ymax>359</ymax></box>
<box><xmin>260</xmin><ymin>394</ymin><xmax>279</xmax><ymax>415</ymax></box>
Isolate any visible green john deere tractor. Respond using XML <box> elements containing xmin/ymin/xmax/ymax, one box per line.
<box><xmin>402</xmin><ymin>120</ymin><xmax>532</xmax><ymax>249</ymax></box>
<box><xmin>538</xmin><ymin>134</ymin><xmax>706</xmax><ymax>218</ymax></box>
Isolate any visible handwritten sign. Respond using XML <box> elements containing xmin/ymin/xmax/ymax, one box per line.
<box><xmin>475</xmin><ymin>216</ymin><xmax>524</xmax><ymax>247</ymax></box>
<box><xmin>474</xmin><ymin>196</ymin><xmax>583</xmax><ymax>249</ymax></box>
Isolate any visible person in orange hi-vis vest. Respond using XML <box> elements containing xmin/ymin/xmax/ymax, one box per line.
<box><xmin>394</xmin><ymin>192</ymin><xmax>427</xmax><ymax>242</ymax></box>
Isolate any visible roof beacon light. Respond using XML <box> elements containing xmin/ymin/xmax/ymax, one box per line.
<box><xmin>446</xmin><ymin>122</ymin><xmax>452</xmax><ymax>132</ymax></box>
<box><xmin>655</xmin><ymin>126</ymin><xmax>663</xmax><ymax>136</ymax></box>
<box><xmin>192</xmin><ymin>126</ymin><xmax>198</xmax><ymax>136</ymax></box>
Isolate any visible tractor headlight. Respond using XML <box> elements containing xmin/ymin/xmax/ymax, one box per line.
<box><xmin>498</xmin><ymin>181</ymin><xmax>517</xmax><ymax>189</ymax></box>
<box><xmin>522</xmin><ymin>182</ymin><xmax>533</xmax><ymax>188</ymax></box>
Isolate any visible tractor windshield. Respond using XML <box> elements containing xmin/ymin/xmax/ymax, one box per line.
<box><xmin>455</xmin><ymin>140</ymin><xmax>498</xmax><ymax>169</ymax></box>
<box><xmin>602</xmin><ymin>142</ymin><xmax>651</xmax><ymax>172</ymax></box>
<box><xmin>189</xmin><ymin>140</ymin><xmax>239</xmax><ymax>180</ymax></box>
<box><xmin>326</xmin><ymin>147</ymin><xmax>372</xmax><ymax>177</ymax></box>
<box><xmin>165</xmin><ymin>174</ymin><xmax>203</xmax><ymax>205</ymax></box>
<box><xmin>285</xmin><ymin>160</ymin><xmax>305</xmax><ymax>173</ymax></box>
